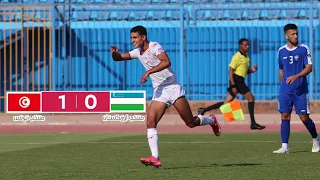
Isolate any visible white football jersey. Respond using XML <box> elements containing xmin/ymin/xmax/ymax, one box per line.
<box><xmin>129</xmin><ymin>41</ymin><xmax>177</xmax><ymax>88</ymax></box>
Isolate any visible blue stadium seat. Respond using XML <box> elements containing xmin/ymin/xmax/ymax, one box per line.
<box><xmin>194</xmin><ymin>9</ymin><xmax>223</xmax><ymax>20</ymax></box>
<box><xmin>132</xmin><ymin>0</ymin><xmax>151</xmax><ymax>3</ymax></box>
<box><xmin>130</xmin><ymin>11</ymin><xmax>148</xmax><ymax>20</ymax></box>
<box><xmin>94</xmin><ymin>0</ymin><xmax>106</xmax><ymax>3</ymax></box>
<box><xmin>247</xmin><ymin>10</ymin><xmax>260</xmax><ymax>20</ymax></box>
<box><xmin>73</xmin><ymin>0</ymin><xmax>85</xmax><ymax>3</ymax></box>
<box><xmin>146</xmin><ymin>11</ymin><xmax>154</xmax><ymax>20</ymax></box>
<box><xmin>114</xmin><ymin>0</ymin><xmax>131</xmax><ymax>3</ymax></box>
<box><xmin>169</xmin><ymin>0</ymin><xmax>178</xmax><ymax>3</ymax></box>
<box><xmin>314</xmin><ymin>10</ymin><xmax>319</xmax><ymax>19</ymax></box>
<box><xmin>14</xmin><ymin>10</ymin><xmax>23</xmax><ymax>21</ymax></box>
<box><xmin>1</xmin><ymin>8</ymin><xmax>16</xmax><ymax>21</ymax></box>
<box><xmin>74</xmin><ymin>11</ymin><xmax>91</xmax><ymax>21</ymax></box>
<box><xmin>222</xmin><ymin>10</ymin><xmax>229</xmax><ymax>20</ymax></box>
<box><xmin>109</xmin><ymin>12</ymin><xmax>118</xmax><ymax>20</ymax></box>
<box><xmin>286</xmin><ymin>10</ymin><xmax>299</xmax><ymax>19</ymax></box>
<box><xmin>56</xmin><ymin>6</ymin><xmax>70</xmax><ymax>20</ymax></box>
<box><xmin>40</xmin><ymin>0</ymin><xmax>54</xmax><ymax>2</ymax></box>
<box><xmin>34</xmin><ymin>10</ymin><xmax>50</xmax><ymax>20</ymax></box>
<box><xmin>1</xmin><ymin>0</ymin><xmax>20</xmax><ymax>2</ymax></box>
<box><xmin>195</xmin><ymin>10</ymin><xmax>207</xmax><ymax>20</ymax></box>
<box><xmin>96</xmin><ymin>11</ymin><xmax>109</xmax><ymax>20</ymax></box>
<box><xmin>228</xmin><ymin>10</ymin><xmax>242</xmax><ymax>20</ymax></box>
<box><xmin>165</xmin><ymin>10</ymin><xmax>181</xmax><ymax>20</ymax></box>
<box><xmin>90</xmin><ymin>11</ymin><xmax>98</xmax><ymax>20</ymax></box>
<box><xmin>108</xmin><ymin>11</ymin><xmax>130</xmax><ymax>20</ymax></box>
<box><xmin>118</xmin><ymin>11</ymin><xmax>130</xmax><ymax>20</ymax></box>
<box><xmin>151</xmin><ymin>0</ymin><xmax>170</xmax><ymax>3</ymax></box>
<box><xmin>71</xmin><ymin>11</ymin><xmax>78</xmax><ymax>20</ymax></box>
<box><xmin>268</xmin><ymin>10</ymin><xmax>280</xmax><ymax>19</ymax></box>
<box><xmin>298</xmin><ymin>9</ymin><xmax>306</xmax><ymax>19</ymax></box>
<box><xmin>279</xmin><ymin>10</ymin><xmax>287</xmax><ymax>19</ymax></box>
<box><xmin>212</xmin><ymin>0</ymin><xmax>226</xmax><ymax>3</ymax></box>
<box><xmin>259</xmin><ymin>10</ymin><xmax>268</xmax><ymax>20</ymax></box>
<box><xmin>304</xmin><ymin>9</ymin><xmax>318</xmax><ymax>19</ymax></box>
<box><xmin>241</xmin><ymin>10</ymin><xmax>249</xmax><ymax>19</ymax></box>
<box><xmin>153</xmin><ymin>11</ymin><xmax>166</xmax><ymax>20</ymax></box>
<box><xmin>226</xmin><ymin>0</ymin><xmax>245</xmax><ymax>2</ymax></box>
<box><xmin>212</xmin><ymin>10</ymin><xmax>224</xmax><ymax>20</ymax></box>
<box><xmin>55</xmin><ymin>0</ymin><xmax>65</xmax><ymax>2</ymax></box>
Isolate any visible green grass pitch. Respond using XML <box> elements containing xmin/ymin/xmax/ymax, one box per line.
<box><xmin>0</xmin><ymin>132</ymin><xmax>318</xmax><ymax>180</ymax></box>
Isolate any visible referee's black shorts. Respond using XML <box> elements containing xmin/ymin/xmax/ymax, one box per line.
<box><xmin>227</xmin><ymin>74</ymin><xmax>250</xmax><ymax>95</ymax></box>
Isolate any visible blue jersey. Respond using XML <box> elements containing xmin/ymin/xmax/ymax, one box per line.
<box><xmin>278</xmin><ymin>44</ymin><xmax>312</xmax><ymax>95</ymax></box>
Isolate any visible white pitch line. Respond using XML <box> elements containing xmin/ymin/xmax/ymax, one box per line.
<box><xmin>0</xmin><ymin>141</ymin><xmax>313</xmax><ymax>145</ymax></box>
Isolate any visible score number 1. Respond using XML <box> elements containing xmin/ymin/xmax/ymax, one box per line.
<box><xmin>58</xmin><ymin>94</ymin><xmax>97</xmax><ymax>110</ymax></box>
<box><xmin>41</xmin><ymin>91</ymin><xmax>110</xmax><ymax>113</ymax></box>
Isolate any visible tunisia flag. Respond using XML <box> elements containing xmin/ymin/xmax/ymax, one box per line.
<box><xmin>7</xmin><ymin>93</ymin><xmax>41</xmax><ymax>113</ymax></box>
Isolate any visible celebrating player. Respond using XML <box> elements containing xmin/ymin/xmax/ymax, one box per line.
<box><xmin>197</xmin><ymin>38</ymin><xmax>265</xmax><ymax>130</ymax></box>
<box><xmin>110</xmin><ymin>25</ymin><xmax>221</xmax><ymax>168</ymax></box>
<box><xmin>273</xmin><ymin>24</ymin><xmax>320</xmax><ymax>154</ymax></box>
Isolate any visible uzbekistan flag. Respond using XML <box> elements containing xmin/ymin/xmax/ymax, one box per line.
<box><xmin>110</xmin><ymin>91</ymin><xmax>146</xmax><ymax>113</ymax></box>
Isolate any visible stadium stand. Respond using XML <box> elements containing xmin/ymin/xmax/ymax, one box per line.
<box><xmin>0</xmin><ymin>0</ymin><xmax>318</xmax><ymax>22</ymax></box>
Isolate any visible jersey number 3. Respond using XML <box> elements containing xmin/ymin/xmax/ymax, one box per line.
<box><xmin>289</xmin><ymin>56</ymin><xmax>293</xmax><ymax>64</ymax></box>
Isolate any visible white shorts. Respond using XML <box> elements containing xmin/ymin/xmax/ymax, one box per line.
<box><xmin>152</xmin><ymin>84</ymin><xmax>186</xmax><ymax>107</ymax></box>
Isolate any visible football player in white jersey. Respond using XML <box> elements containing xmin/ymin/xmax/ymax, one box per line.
<box><xmin>110</xmin><ymin>25</ymin><xmax>221</xmax><ymax>168</ymax></box>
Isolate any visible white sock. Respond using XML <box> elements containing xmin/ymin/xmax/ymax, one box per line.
<box><xmin>198</xmin><ymin>115</ymin><xmax>214</xmax><ymax>125</ymax></box>
<box><xmin>147</xmin><ymin>128</ymin><xmax>159</xmax><ymax>158</ymax></box>
<box><xmin>312</xmin><ymin>137</ymin><xmax>319</xmax><ymax>142</ymax></box>
<box><xmin>282</xmin><ymin>143</ymin><xmax>288</xmax><ymax>149</ymax></box>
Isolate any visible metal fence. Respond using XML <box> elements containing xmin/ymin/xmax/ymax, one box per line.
<box><xmin>0</xmin><ymin>0</ymin><xmax>319</xmax><ymax>112</ymax></box>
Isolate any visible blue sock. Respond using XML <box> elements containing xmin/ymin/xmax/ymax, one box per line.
<box><xmin>303</xmin><ymin>118</ymin><xmax>318</xmax><ymax>139</ymax></box>
<box><xmin>281</xmin><ymin>120</ymin><xmax>290</xmax><ymax>144</ymax></box>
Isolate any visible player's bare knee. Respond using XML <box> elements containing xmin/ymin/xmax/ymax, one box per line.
<box><xmin>185</xmin><ymin>122</ymin><xmax>196</xmax><ymax>128</ymax></box>
<box><xmin>185</xmin><ymin>117</ymin><xmax>199</xmax><ymax>128</ymax></box>
<box><xmin>146</xmin><ymin>116</ymin><xmax>157</xmax><ymax>128</ymax></box>
<box><xmin>299</xmin><ymin>114</ymin><xmax>309</xmax><ymax>122</ymax></box>
<box><xmin>281</xmin><ymin>113</ymin><xmax>290</xmax><ymax>120</ymax></box>
<box><xmin>146</xmin><ymin>121</ymin><xmax>156</xmax><ymax>128</ymax></box>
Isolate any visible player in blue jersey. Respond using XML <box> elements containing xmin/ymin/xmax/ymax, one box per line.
<box><xmin>273</xmin><ymin>24</ymin><xmax>320</xmax><ymax>153</ymax></box>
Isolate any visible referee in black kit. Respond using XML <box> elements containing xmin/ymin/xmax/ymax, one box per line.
<box><xmin>198</xmin><ymin>38</ymin><xmax>265</xmax><ymax>130</ymax></box>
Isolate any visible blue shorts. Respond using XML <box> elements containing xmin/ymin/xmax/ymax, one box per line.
<box><xmin>278</xmin><ymin>93</ymin><xmax>310</xmax><ymax>115</ymax></box>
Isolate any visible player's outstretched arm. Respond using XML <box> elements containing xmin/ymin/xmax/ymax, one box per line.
<box><xmin>110</xmin><ymin>46</ymin><xmax>132</xmax><ymax>61</ymax></box>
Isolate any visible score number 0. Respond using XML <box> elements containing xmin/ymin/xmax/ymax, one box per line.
<box><xmin>58</xmin><ymin>94</ymin><xmax>97</xmax><ymax>110</ymax></box>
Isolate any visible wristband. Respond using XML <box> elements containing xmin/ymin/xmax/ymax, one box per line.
<box><xmin>231</xmin><ymin>84</ymin><xmax>236</xmax><ymax>88</ymax></box>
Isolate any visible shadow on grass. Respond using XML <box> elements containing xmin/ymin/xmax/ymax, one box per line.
<box><xmin>289</xmin><ymin>150</ymin><xmax>308</xmax><ymax>153</ymax></box>
<box><xmin>163</xmin><ymin>163</ymin><xmax>262</xmax><ymax>170</ymax></box>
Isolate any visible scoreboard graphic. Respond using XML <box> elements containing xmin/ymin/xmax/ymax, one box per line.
<box><xmin>6</xmin><ymin>91</ymin><xmax>146</xmax><ymax>114</ymax></box>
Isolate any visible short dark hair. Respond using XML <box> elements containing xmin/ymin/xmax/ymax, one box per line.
<box><xmin>284</xmin><ymin>24</ymin><xmax>297</xmax><ymax>32</ymax></box>
<box><xmin>130</xmin><ymin>25</ymin><xmax>147</xmax><ymax>36</ymax></box>
<box><xmin>239</xmin><ymin>38</ymin><xmax>249</xmax><ymax>45</ymax></box>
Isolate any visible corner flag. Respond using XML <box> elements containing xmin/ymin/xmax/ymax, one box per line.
<box><xmin>219</xmin><ymin>99</ymin><xmax>244</xmax><ymax>122</ymax></box>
